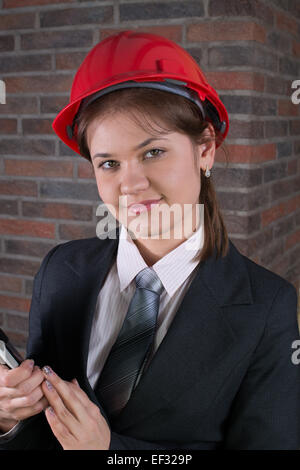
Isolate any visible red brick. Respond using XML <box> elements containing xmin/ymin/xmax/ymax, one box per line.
<box><xmin>278</xmin><ymin>100</ymin><xmax>299</xmax><ymax>117</ymax></box>
<box><xmin>208</xmin><ymin>0</ymin><xmax>274</xmax><ymax>26</ymax></box>
<box><xmin>59</xmin><ymin>223</ymin><xmax>96</xmax><ymax>240</ymax></box>
<box><xmin>286</xmin><ymin>228</ymin><xmax>300</xmax><ymax>250</ymax></box>
<box><xmin>4</xmin><ymin>239</ymin><xmax>55</xmax><ymax>258</ymax></box>
<box><xmin>0</xmin><ymin>54</ymin><xmax>51</xmax><ymax>74</ymax></box>
<box><xmin>4</xmin><ymin>0</ymin><xmax>74</xmax><ymax>6</ymax></box>
<box><xmin>21</xmin><ymin>30</ymin><xmax>93</xmax><ymax>51</ymax></box>
<box><xmin>40</xmin><ymin>5</ymin><xmax>113</xmax><ymax>28</ymax></box>
<box><xmin>5</xmin><ymin>331</ymin><xmax>27</xmax><ymax>351</ymax></box>
<box><xmin>294</xmin><ymin>141</ymin><xmax>300</xmax><ymax>157</ymax></box>
<box><xmin>6</xmin><ymin>314</ymin><xmax>28</xmax><ymax>331</ymax></box>
<box><xmin>4</xmin><ymin>159</ymin><xmax>73</xmax><ymax>178</ymax></box>
<box><xmin>22</xmin><ymin>201</ymin><xmax>93</xmax><ymax>221</ymax></box>
<box><xmin>0</xmin><ymin>200</ymin><xmax>18</xmax><ymax>215</ymax></box>
<box><xmin>262</xmin><ymin>203</ymin><xmax>285</xmax><ymax>227</ymax></box>
<box><xmin>0</xmin><ymin>119</ymin><xmax>17</xmax><ymax>134</ymax></box>
<box><xmin>0</xmin><ymin>295</ymin><xmax>31</xmax><ymax>313</ymax></box>
<box><xmin>293</xmin><ymin>41</ymin><xmax>300</xmax><ymax>58</ymax></box>
<box><xmin>6</xmin><ymin>316</ymin><xmax>29</xmax><ymax>334</ymax></box>
<box><xmin>0</xmin><ymin>138</ymin><xmax>55</xmax><ymax>157</ymax></box>
<box><xmin>100</xmin><ymin>25</ymin><xmax>182</xmax><ymax>43</ymax></box>
<box><xmin>215</xmin><ymin>143</ymin><xmax>276</xmax><ymax>164</ymax></box>
<box><xmin>40</xmin><ymin>95</ymin><xmax>69</xmax><ymax>114</ymax></box>
<box><xmin>5</xmin><ymin>74</ymin><xmax>73</xmax><ymax>94</ymax></box>
<box><xmin>22</xmin><ymin>118</ymin><xmax>53</xmax><ymax>135</ymax></box>
<box><xmin>0</xmin><ymin>12</ymin><xmax>35</xmax><ymax>30</ymax></box>
<box><xmin>270</xmin><ymin>255</ymin><xmax>290</xmax><ymax>279</ymax></box>
<box><xmin>0</xmin><ymin>219</ymin><xmax>55</xmax><ymax>239</ymax></box>
<box><xmin>289</xmin><ymin>119</ymin><xmax>300</xmax><ymax>136</ymax></box>
<box><xmin>0</xmin><ymin>257</ymin><xmax>40</xmax><ymax>276</ymax></box>
<box><xmin>187</xmin><ymin>21</ymin><xmax>266</xmax><ymax>43</ymax></box>
<box><xmin>288</xmin><ymin>159</ymin><xmax>298</xmax><ymax>176</ymax></box>
<box><xmin>55</xmin><ymin>51</ymin><xmax>88</xmax><ymax>71</ymax></box>
<box><xmin>262</xmin><ymin>195</ymin><xmax>300</xmax><ymax>227</ymax></box>
<box><xmin>205</xmin><ymin>71</ymin><xmax>264</xmax><ymax>91</ymax></box>
<box><xmin>78</xmin><ymin>161</ymin><xmax>94</xmax><ymax>179</ymax></box>
<box><xmin>0</xmin><ymin>35</ymin><xmax>14</xmax><ymax>52</ymax></box>
<box><xmin>0</xmin><ymin>97</ymin><xmax>38</xmax><ymax>115</ymax></box>
<box><xmin>265</xmin><ymin>76</ymin><xmax>290</xmax><ymax>96</ymax></box>
<box><xmin>284</xmin><ymin>194</ymin><xmax>300</xmax><ymax>215</ymax></box>
<box><xmin>0</xmin><ymin>275</ymin><xmax>22</xmax><ymax>293</ymax></box>
<box><xmin>0</xmin><ymin>180</ymin><xmax>37</xmax><ymax>197</ymax></box>
<box><xmin>276</xmin><ymin>11</ymin><xmax>298</xmax><ymax>37</ymax></box>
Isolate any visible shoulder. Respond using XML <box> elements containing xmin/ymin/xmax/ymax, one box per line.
<box><xmin>32</xmin><ymin>235</ymin><xmax>118</xmax><ymax>295</ymax></box>
<box><xmin>36</xmin><ymin>236</ymin><xmax>103</xmax><ymax>268</ymax></box>
<box><xmin>39</xmin><ymin>233</ymin><xmax>119</xmax><ymax>268</ymax></box>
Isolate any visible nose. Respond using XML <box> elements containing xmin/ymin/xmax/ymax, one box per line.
<box><xmin>120</xmin><ymin>163</ymin><xmax>150</xmax><ymax>195</ymax></box>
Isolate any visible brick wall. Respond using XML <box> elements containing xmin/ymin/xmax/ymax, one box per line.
<box><xmin>0</xmin><ymin>0</ymin><xmax>299</xmax><ymax>353</ymax></box>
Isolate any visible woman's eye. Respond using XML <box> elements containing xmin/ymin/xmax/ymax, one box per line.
<box><xmin>98</xmin><ymin>160</ymin><xmax>117</xmax><ymax>170</ymax></box>
<box><xmin>145</xmin><ymin>148</ymin><xmax>164</xmax><ymax>158</ymax></box>
<box><xmin>98</xmin><ymin>148</ymin><xmax>164</xmax><ymax>170</ymax></box>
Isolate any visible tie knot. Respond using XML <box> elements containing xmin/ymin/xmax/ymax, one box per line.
<box><xmin>135</xmin><ymin>267</ymin><xmax>164</xmax><ymax>295</ymax></box>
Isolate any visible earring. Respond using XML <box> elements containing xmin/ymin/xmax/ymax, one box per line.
<box><xmin>205</xmin><ymin>165</ymin><xmax>211</xmax><ymax>178</ymax></box>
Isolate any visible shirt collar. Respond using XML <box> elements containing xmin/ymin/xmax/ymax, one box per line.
<box><xmin>117</xmin><ymin>220</ymin><xmax>204</xmax><ymax>298</ymax></box>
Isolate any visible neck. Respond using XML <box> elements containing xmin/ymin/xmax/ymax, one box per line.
<box><xmin>131</xmin><ymin>204</ymin><xmax>201</xmax><ymax>266</ymax></box>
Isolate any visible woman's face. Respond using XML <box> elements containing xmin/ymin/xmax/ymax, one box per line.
<box><xmin>87</xmin><ymin>111</ymin><xmax>215</xmax><ymax>240</ymax></box>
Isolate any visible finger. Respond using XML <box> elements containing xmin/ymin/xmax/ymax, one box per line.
<box><xmin>0</xmin><ymin>359</ymin><xmax>34</xmax><ymax>388</ymax></box>
<box><xmin>42</xmin><ymin>379</ymin><xmax>79</xmax><ymax>436</ymax></box>
<box><xmin>6</xmin><ymin>396</ymin><xmax>48</xmax><ymax>422</ymax></box>
<box><xmin>44</xmin><ymin>406</ymin><xmax>74</xmax><ymax>448</ymax></box>
<box><xmin>42</xmin><ymin>367</ymin><xmax>89</xmax><ymax>422</ymax></box>
<box><xmin>70</xmin><ymin>378</ymin><xmax>96</xmax><ymax>409</ymax></box>
<box><xmin>8</xmin><ymin>382</ymin><xmax>44</xmax><ymax>409</ymax></box>
<box><xmin>0</xmin><ymin>366</ymin><xmax>44</xmax><ymax>400</ymax></box>
<box><xmin>15</xmin><ymin>366</ymin><xmax>45</xmax><ymax>397</ymax></box>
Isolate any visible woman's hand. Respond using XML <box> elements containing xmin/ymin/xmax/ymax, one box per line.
<box><xmin>0</xmin><ymin>360</ymin><xmax>48</xmax><ymax>433</ymax></box>
<box><xmin>41</xmin><ymin>366</ymin><xmax>111</xmax><ymax>450</ymax></box>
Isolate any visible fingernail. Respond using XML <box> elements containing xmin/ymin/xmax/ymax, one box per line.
<box><xmin>45</xmin><ymin>380</ymin><xmax>53</xmax><ymax>391</ymax></box>
<box><xmin>43</xmin><ymin>366</ymin><xmax>53</xmax><ymax>375</ymax></box>
<box><xmin>27</xmin><ymin>359</ymin><xmax>34</xmax><ymax>370</ymax></box>
<box><xmin>47</xmin><ymin>406</ymin><xmax>55</xmax><ymax>416</ymax></box>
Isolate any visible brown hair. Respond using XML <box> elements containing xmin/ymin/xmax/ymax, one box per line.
<box><xmin>74</xmin><ymin>88</ymin><xmax>229</xmax><ymax>262</ymax></box>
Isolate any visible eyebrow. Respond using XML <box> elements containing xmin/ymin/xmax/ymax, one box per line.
<box><xmin>91</xmin><ymin>137</ymin><xmax>169</xmax><ymax>161</ymax></box>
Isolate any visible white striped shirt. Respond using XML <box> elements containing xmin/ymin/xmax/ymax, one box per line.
<box><xmin>87</xmin><ymin>220</ymin><xmax>204</xmax><ymax>389</ymax></box>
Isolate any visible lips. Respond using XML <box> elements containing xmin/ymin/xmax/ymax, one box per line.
<box><xmin>129</xmin><ymin>198</ymin><xmax>162</xmax><ymax>209</ymax></box>
<box><xmin>128</xmin><ymin>198</ymin><xmax>163</xmax><ymax>214</ymax></box>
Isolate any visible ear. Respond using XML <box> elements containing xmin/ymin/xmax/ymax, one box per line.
<box><xmin>196</xmin><ymin>123</ymin><xmax>216</xmax><ymax>174</ymax></box>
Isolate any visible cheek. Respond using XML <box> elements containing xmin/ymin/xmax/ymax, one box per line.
<box><xmin>162</xmin><ymin>161</ymin><xmax>199</xmax><ymax>197</ymax></box>
<box><xmin>94</xmin><ymin>173</ymin><xmax>118</xmax><ymax>208</ymax></box>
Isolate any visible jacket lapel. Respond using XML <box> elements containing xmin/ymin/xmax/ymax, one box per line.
<box><xmin>61</xmin><ymin>231</ymin><xmax>254</xmax><ymax>431</ymax></box>
<box><xmin>111</xmin><ymin>240</ymin><xmax>254</xmax><ymax>432</ymax></box>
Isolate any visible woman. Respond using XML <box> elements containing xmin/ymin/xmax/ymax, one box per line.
<box><xmin>0</xmin><ymin>30</ymin><xmax>299</xmax><ymax>450</ymax></box>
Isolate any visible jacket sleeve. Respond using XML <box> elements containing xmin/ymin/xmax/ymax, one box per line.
<box><xmin>0</xmin><ymin>245</ymin><xmax>63</xmax><ymax>451</ymax></box>
<box><xmin>0</xmin><ymin>243</ymin><xmax>186</xmax><ymax>451</ymax></box>
<box><xmin>222</xmin><ymin>282</ymin><xmax>300</xmax><ymax>450</ymax></box>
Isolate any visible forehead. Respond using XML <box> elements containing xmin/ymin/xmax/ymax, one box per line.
<box><xmin>86</xmin><ymin>111</ymin><xmax>176</xmax><ymax>151</ymax></box>
<box><xmin>87</xmin><ymin>109</ymin><xmax>169</xmax><ymax>136</ymax></box>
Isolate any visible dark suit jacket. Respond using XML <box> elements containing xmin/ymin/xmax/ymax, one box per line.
<box><xmin>1</xmin><ymin>229</ymin><xmax>300</xmax><ymax>450</ymax></box>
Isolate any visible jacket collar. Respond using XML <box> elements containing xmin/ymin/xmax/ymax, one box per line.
<box><xmin>62</xmin><ymin>228</ymin><xmax>254</xmax><ymax>430</ymax></box>
<box><xmin>64</xmin><ymin>227</ymin><xmax>254</xmax><ymax>308</ymax></box>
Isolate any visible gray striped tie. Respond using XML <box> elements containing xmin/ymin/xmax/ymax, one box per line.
<box><xmin>95</xmin><ymin>267</ymin><xmax>164</xmax><ymax>418</ymax></box>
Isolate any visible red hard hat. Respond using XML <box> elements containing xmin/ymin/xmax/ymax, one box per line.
<box><xmin>52</xmin><ymin>30</ymin><xmax>229</xmax><ymax>158</ymax></box>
